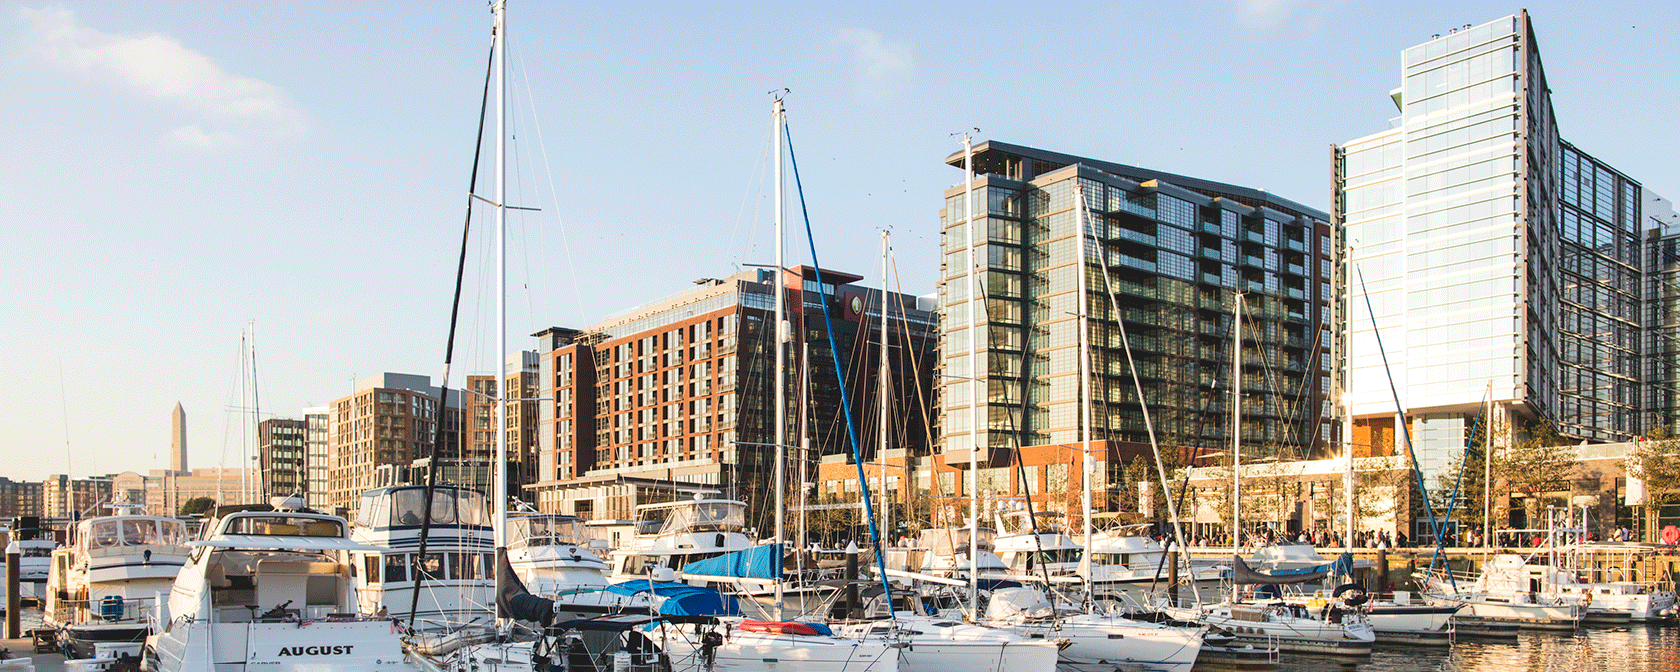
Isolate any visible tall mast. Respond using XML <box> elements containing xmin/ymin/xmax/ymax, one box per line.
<box><xmin>963</xmin><ymin>132</ymin><xmax>981</xmax><ymax>619</ymax></box>
<box><xmin>878</xmin><ymin>231</ymin><xmax>891</xmax><ymax>541</ymax></box>
<box><xmin>772</xmin><ymin>96</ymin><xmax>787</xmax><ymax>621</ymax></box>
<box><xmin>1074</xmin><ymin>183</ymin><xmax>1095</xmax><ymax>602</ymax></box>
<box><xmin>493</xmin><ymin>0</ymin><xmax>508</xmax><ymax>555</ymax></box>
<box><xmin>1231</xmin><ymin>293</ymin><xmax>1242</xmax><ymax>605</ymax></box>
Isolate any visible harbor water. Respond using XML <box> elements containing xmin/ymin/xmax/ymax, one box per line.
<box><xmin>1214</xmin><ymin>623</ymin><xmax>1679</xmax><ymax>672</ymax></box>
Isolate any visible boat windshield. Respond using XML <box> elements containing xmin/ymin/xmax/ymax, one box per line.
<box><xmin>84</xmin><ymin>518</ymin><xmax>189</xmax><ymax>550</ymax></box>
<box><xmin>510</xmin><ymin>515</ymin><xmax>592</xmax><ymax>546</ymax></box>
<box><xmin>221</xmin><ymin>515</ymin><xmax>345</xmax><ymax>537</ymax></box>
<box><xmin>368</xmin><ymin>488</ymin><xmax>492</xmax><ymax>528</ymax></box>
<box><xmin>645</xmin><ymin>501</ymin><xmax>745</xmax><ymax>535</ymax></box>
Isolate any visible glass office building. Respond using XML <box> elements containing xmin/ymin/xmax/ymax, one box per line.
<box><xmin>1334</xmin><ymin>12</ymin><xmax>1651</xmax><ymax>497</ymax></box>
<box><xmin>941</xmin><ymin>142</ymin><xmax>1335</xmax><ymax>481</ymax></box>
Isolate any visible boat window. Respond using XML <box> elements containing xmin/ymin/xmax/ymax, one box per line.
<box><xmin>122</xmin><ymin>520</ymin><xmax>157</xmax><ymax>546</ymax></box>
<box><xmin>384</xmin><ymin>554</ymin><xmax>408</xmax><ymax>583</ymax></box>
<box><xmin>91</xmin><ymin>520</ymin><xmax>121</xmax><ymax>548</ymax></box>
<box><xmin>635</xmin><ymin>508</ymin><xmax>670</xmax><ymax>535</ymax></box>
<box><xmin>365</xmin><ymin>555</ymin><xmax>381</xmax><ymax>584</ymax></box>
<box><xmin>392</xmin><ymin>489</ymin><xmax>427</xmax><ymax>526</ymax></box>
<box><xmin>414</xmin><ymin>553</ymin><xmax>445</xmax><ymax>581</ymax></box>
<box><xmin>223</xmin><ymin>516</ymin><xmax>344</xmax><ymax>537</ymax></box>
<box><xmin>428</xmin><ymin>491</ymin><xmax>459</xmax><ymax>525</ymax></box>
<box><xmin>454</xmin><ymin>490</ymin><xmax>489</xmax><ymax>527</ymax></box>
<box><xmin>159</xmin><ymin>521</ymin><xmax>186</xmax><ymax>545</ymax></box>
<box><xmin>22</xmin><ymin>547</ymin><xmax>53</xmax><ymax>558</ymax></box>
<box><xmin>452</xmin><ymin>552</ymin><xmax>478</xmax><ymax>580</ymax></box>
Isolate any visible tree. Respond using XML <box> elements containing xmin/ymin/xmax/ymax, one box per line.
<box><xmin>1430</xmin><ymin>408</ymin><xmax>1507</xmax><ymax>536</ymax></box>
<box><xmin>1628</xmin><ymin>428</ymin><xmax>1680</xmax><ymax>541</ymax></box>
<box><xmin>179</xmin><ymin>497</ymin><xmax>216</xmax><ymax>516</ymax></box>
<box><xmin>1503</xmin><ymin>421</ymin><xmax>1578</xmax><ymax>526</ymax></box>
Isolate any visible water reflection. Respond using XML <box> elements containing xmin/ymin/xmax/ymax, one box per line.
<box><xmin>1215</xmin><ymin>624</ymin><xmax>1680</xmax><ymax>672</ymax></box>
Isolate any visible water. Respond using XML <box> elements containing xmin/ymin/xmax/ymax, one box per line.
<box><xmin>1212</xmin><ymin>624</ymin><xmax>1680</xmax><ymax>672</ymax></box>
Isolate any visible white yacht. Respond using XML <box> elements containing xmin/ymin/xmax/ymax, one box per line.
<box><xmin>827</xmin><ymin>584</ymin><xmax>1059</xmax><ymax>672</ymax></box>
<box><xmin>983</xmin><ymin>586</ymin><xmax>1204</xmax><ymax>672</ymax></box>
<box><xmin>505</xmin><ymin>512</ymin><xmax>611</xmax><ymax>595</ymax></box>
<box><xmin>44</xmin><ymin>504</ymin><xmax>191</xmax><ymax>659</ymax></box>
<box><xmin>885</xmin><ymin>527</ymin><xmax>1007</xmax><ymax>580</ymax></box>
<box><xmin>1417</xmin><ymin>554</ymin><xmax>1583</xmax><ymax>630</ymax></box>
<box><xmin>608</xmin><ymin>496</ymin><xmax>758</xmax><ymax>581</ymax></box>
<box><xmin>992</xmin><ymin>511</ymin><xmax>1082</xmax><ymax>579</ymax></box>
<box><xmin>7</xmin><ymin>517</ymin><xmax>57</xmax><ymax>602</ymax></box>
<box><xmin>144</xmin><ymin>498</ymin><xmax>421</xmax><ymax>672</ymax></box>
<box><xmin>347</xmin><ymin>485</ymin><xmax>495</xmax><ymax>632</ymax></box>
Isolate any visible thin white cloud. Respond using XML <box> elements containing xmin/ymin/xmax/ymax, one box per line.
<box><xmin>19</xmin><ymin>6</ymin><xmax>306</xmax><ymax>150</ymax></box>
<box><xmin>832</xmin><ymin>28</ymin><xmax>914</xmax><ymax>100</ymax></box>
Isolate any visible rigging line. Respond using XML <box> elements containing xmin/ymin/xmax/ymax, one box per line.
<box><xmin>412</xmin><ymin>34</ymin><xmax>495</xmax><ymax>627</ymax></box>
<box><xmin>507</xmin><ymin>81</ymin><xmax>538</xmax><ymax>336</ymax></box>
<box><xmin>732</xmin><ymin>130</ymin><xmax>774</xmax><ymax>274</ymax></box>
<box><xmin>1354</xmin><ymin>264</ymin><xmax>1444</xmax><ymax>565</ymax></box>
<box><xmin>887</xmin><ymin>253</ymin><xmax>938</xmax><ymax>466</ymax></box>
<box><xmin>59</xmin><ymin>358</ymin><xmax>73</xmax><ymax>477</ymax></box>
<box><xmin>513</xmin><ymin>47</ymin><xmax>570</xmax><ymax>327</ymax></box>
<box><xmin>1084</xmin><ymin>191</ymin><xmax>1193</xmax><ymax>585</ymax></box>
<box><xmin>1245</xmin><ymin>308</ymin><xmax>1298</xmax><ymax>459</ymax></box>
<box><xmin>783</xmin><ymin>120</ymin><xmax>896</xmax><ymax>618</ymax></box>
<box><xmin>967</xmin><ymin>226</ymin><xmax>1060</xmax><ymax>602</ymax></box>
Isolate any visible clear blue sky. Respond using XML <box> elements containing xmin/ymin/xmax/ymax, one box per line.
<box><xmin>2</xmin><ymin>1</ymin><xmax>1674</xmax><ymax>482</ymax></box>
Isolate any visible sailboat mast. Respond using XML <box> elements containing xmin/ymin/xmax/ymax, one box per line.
<box><xmin>1074</xmin><ymin>183</ymin><xmax>1095</xmax><ymax>599</ymax></box>
<box><xmin>772</xmin><ymin>96</ymin><xmax>787</xmax><ymax>621</ymax></box>
<box><xmin>963</xmin><ymin>132</ymin><xmax>980</xmax><ymax>619</ymax></box>
<box><xmin>878</xmin><ymin>231</ymin><xmax>891</xmax><ymax>541</ymax></box>
<box><xmin>494</xmin><ymin>0</ymin><xmax>508</xmax><ymax>555</ymax></box>
<box><xmin>1231</xmin><ymin>293</ymin><xmax>1242</xmax><ymax>605</ymax></box>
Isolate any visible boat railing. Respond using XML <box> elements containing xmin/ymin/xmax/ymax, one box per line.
<box><xmin>83</xmin><ymin>543</ymin><xmax>191</xmax><ymax>559</ymax></box>
<box><xmin>53</xmin><ymin>594</ymin><xmax>159</xmax><ymax>623</ymax></box>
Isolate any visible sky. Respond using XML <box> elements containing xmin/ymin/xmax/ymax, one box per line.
<box><xmin>2</xmin><ymin>1</ymin><xmax>1675</xmax><ymax>482</ymax></box>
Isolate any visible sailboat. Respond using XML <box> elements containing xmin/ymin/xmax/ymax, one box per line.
<box><xmin>1160</xmin><ymin>293</ymin><xmax>1375</xmax><ymax>656</ymax></box>
<box><xmin>410</xmin><ymin>8</ymin><xmax>907</xmax><ymax>672</ymax></box>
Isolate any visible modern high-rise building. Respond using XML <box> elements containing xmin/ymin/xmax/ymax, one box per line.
<box><xmin>1643</xmin><ymin>194</ymin><xmax>1680</xmax><ymax>428</ymax></box>
<box><xmin>0</xmin><ymin>477</ymin><xmax>43</xmax><ymax>518</ymax></box>
<box><xmin>939</xmin><ymin>141</ymin><xmax>1335</xmax><ymax>522</ymax></box>
<box><xmin>325</xmin><ymin>373</ymin><xmax>464</xmax><ymax>515</ymax></box>
<box><xmin>258</xmin><ymin>418</ymin><xmax>307</xmax><ymax>498</ymax></box>
<box><xmin>303</xmin><ymin>405</ymin><xmax>330</xmax><ymax>510</ymax></box>
<box><xmin>1333</xmin><ymin>12</ymin><xmax>1654</xmax><ymax>502</ymax></box>
<box><xmin>42</xmin><ymin>474</ymin><xmax>111</xmax><ymax>519</ymax></box>
<box><xmin>526</xmin><ymin>267</ymin><xmax>937</xmax><ymax>525</ymax></box>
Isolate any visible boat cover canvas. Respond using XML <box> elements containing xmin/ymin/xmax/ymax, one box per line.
<box><xmin>681</xmin><ymin>543</ymin><xmax>783</xmax><ymax>579</ymax></box>
<box><xmin>1231</xmin><ymin>553</ymin><xmax>1329</xmax><ymax>584</ymax></box>
<box><xmin>605</xmin><ymin>580</ymin><xmax>740</xmax><ymax>616</ymax></box>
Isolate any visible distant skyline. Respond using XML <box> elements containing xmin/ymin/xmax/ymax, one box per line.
<box><xmin>2</xmin><ymin>1</ymin><xmax>1675</xmax><ymax>481</ymax></box>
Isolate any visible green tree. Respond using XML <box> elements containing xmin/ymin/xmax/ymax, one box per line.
<box><xmin>1503</xmin><ymin>421</ymin><xmax>1578</xmax><ymax>525</ymax></box>
<box><xmin>1430</xmin><ymin>408</ymin><xmax>1507</xmax><ymax>536</ymax></box>
<box><xmin>179</xmin><ymin>496</ymin><xmax>216</xmax><ymax>516</ymax></box>
<box><xmin>1628</xmin><ymin>428</ymin><xmax>1680</xmax><ymax>540</ymax></box>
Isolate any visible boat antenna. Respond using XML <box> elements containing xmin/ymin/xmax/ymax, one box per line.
<box><xmin>408</xmin><ymin>12</ymin><xmax>498</xmax><ymax>628</ymax></box>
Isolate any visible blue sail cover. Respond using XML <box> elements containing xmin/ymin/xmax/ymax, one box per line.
<box><xmin>682</xmin><ymin>543</ymin><xmax>784</xmax><ymax>580</ymax></box>
<box><xmin>605</xmin><ymin>580</ymin><xmax>741</xmax><ymax>616</ymax></box>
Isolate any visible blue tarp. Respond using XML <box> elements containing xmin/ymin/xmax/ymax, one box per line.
<box><xmin>682</xmin><ymin>543</ymin><xmax>783</xmax><ymax>580</ymax></box>
<box><xmin>605</xmin><ymin>580</ymin><xmax>741</xmax><ymax>616</ymax></box>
